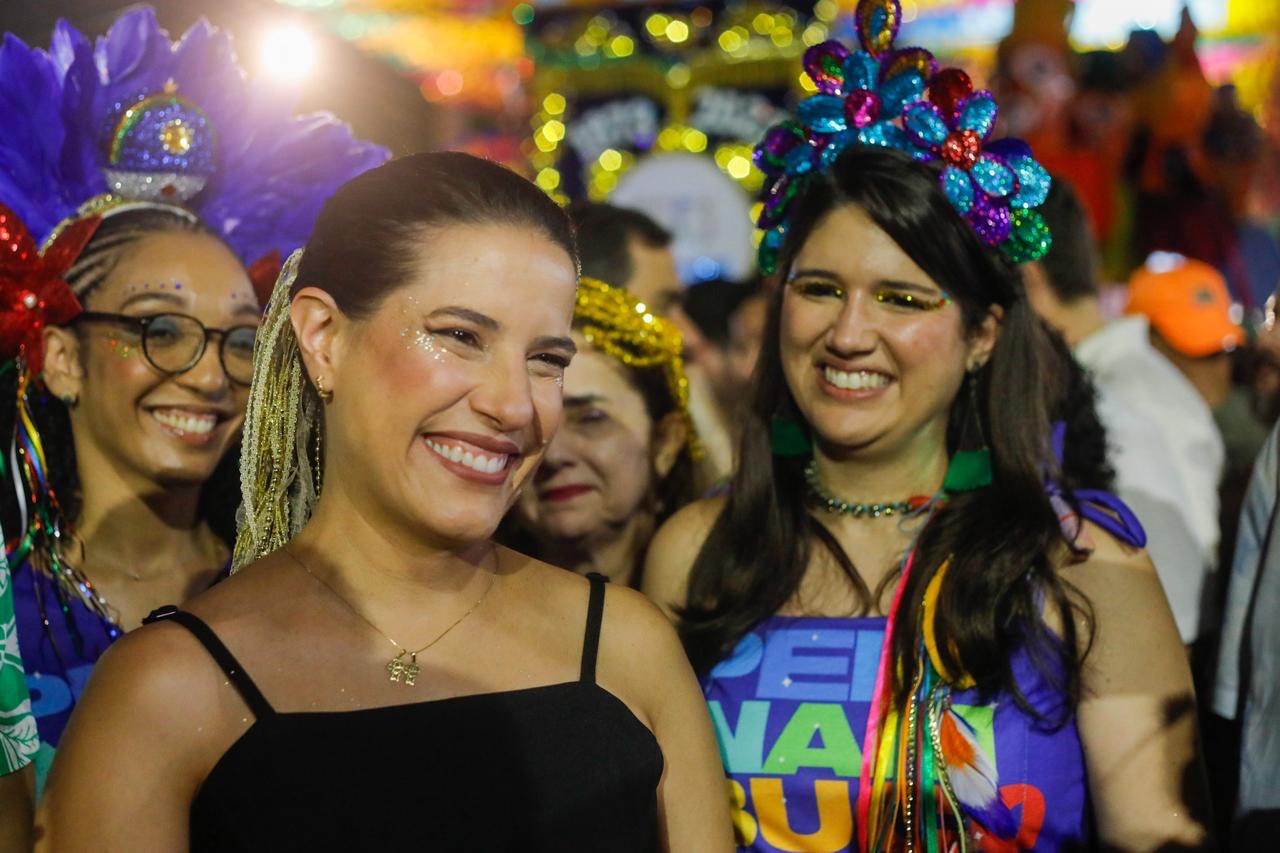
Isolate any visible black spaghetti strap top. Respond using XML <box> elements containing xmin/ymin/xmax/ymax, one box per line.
<box><xmin>147</xmin><ymin>573</ymin><xmax>662</xmax><ymax>851</ymax></box>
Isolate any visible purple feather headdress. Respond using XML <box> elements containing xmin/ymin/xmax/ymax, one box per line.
<box><xmin>0</xmin><ymin>7</ymin><xmax>388</xmax><ymax>286</ymax></box>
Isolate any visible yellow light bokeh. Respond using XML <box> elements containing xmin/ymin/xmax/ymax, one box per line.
<box><xmin>533</xmin><ymin>128</ymin><xmax>557</xmax><ymax>152</ymax></box>
<box><xmin>718</xmin><ymin>30</ymin><xmax>743</xmax><ymax>52</ymax></box>
<box><xmin>598</xmin><ymin>148</ymin><xmax>623</xmax><ymax>171</ymax></box>
<box><xmin>727</xmin><ymin>155</ymin><xmax>752</xmax><ymax>180</ymax></box>
<box><xmin>683</xmin><ymin>127</ymin><xmax>708</xmax><ymax>153</ymax></box>
<box><xmin>542</xmin><ymin>119</ymin><xmax>566</xmax><ymax>142</ymax></box>
<box><xmin>610</xmin><ymin>35</ymin><xmax>635</xmax><ymax>57</ymax></box>
<box><xmin>752</xmin><ymin>13</ymin><xmax>776</xmax><ymax>35</ymax></box>
<box><xmin>542</xmin><ymin>93</ymin><xmax>566</xmax><ymax>115</ymax></box>
<box><xmin>802</xmin><ymin>23</ymin><xmax>829</xmax><ymax>47</ymax></box>
<box><xmin>535</xmin><ymin>168</ymin><xmax>561</xmax><ymax>191</ymax></box>
<box><xmin>645</xmin><ymin>14</ymin><xmax>669</xmax><ymax>37</ymax></box>
<box><xmin>666</xmin><ymin>20</ymin><xmax>690</xmax><ymax>43</ymax></box>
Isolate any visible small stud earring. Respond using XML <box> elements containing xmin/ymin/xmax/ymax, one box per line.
<box><xmin>60</xmin><ymin>393</ymin><xmax>79</xmax><ymax>409</ymax></box>
<box><xmin>314</xmin><ymin>374</ymin><xmax>334</xmax><ymax>403</ymax></box>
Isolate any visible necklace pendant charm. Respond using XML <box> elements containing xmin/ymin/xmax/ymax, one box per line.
<box><xmin>387</xmin><ymin>654</ymin><xmax>420</xmax><ymax>686</ymax></box>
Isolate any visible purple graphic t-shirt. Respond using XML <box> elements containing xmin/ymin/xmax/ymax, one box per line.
<box><xmin>702</xmin><ymin>615</ymin><xmax>1088</xmax><ymax>852</ymax></box>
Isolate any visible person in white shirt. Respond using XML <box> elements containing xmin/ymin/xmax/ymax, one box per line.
<box><xmin>1023</xmin><ymin>183</ymin><xmax>1227</xmax><ymax>644</ymax></box>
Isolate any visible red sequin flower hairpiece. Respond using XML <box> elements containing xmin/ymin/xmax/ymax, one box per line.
<box><xmin>0</xmin><ymin>203</ymin><xmax>99</xmax><ymax>375</ymax></box>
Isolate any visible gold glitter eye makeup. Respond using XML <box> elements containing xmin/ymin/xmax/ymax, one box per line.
<box><xmin>872</xmin><ymin>289</ymin><xmax>951</xmax><ymax>311</ymax></box>
<box><xmin>788</xmin><ymin>279</ymin><xmax>846</xmax><ymax>300</ymax></box>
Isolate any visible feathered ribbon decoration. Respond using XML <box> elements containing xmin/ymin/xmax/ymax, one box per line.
<box><xmin>859</xmin><ymin>555</ymin><xmax>1019</xmax><ymax>853</ymax></box>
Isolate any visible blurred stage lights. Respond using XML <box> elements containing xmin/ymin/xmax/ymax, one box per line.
<box><xmin>260</xmin><ymin>22</ymin><xmax>318</xmax><ymax>83</ymax></box>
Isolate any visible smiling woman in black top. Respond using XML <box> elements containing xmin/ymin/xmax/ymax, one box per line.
<box><xmin>36</xmin><ymin>153</ymin><xmax>733</xmax><ymax>851</ymax></box>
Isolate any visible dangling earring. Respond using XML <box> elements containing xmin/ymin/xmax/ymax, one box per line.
<box><xmin>942</xmin><ymin>364</ymin><xmax>993</xmax><ymax>493</ymax></box>
<box><xmin>313</xmin><ymin>374</ymin><xmax>334</xmax><ymax>403</ymax></box>
<box><xmin>770</xmin><ymin>415</ymin><xmax>813</xmax><ymax>457</ymax></box>
<box><xmin>313</xmin><ymin>419</ymin><xmax>324</xmax><ymax>494</ymax></box>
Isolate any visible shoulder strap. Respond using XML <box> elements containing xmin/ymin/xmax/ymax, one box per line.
<box><xmin>579</xmin><ymin>573</ymin><xmax>608</xmax><ymax>683</ymax></box>
<box><xmin>144</xmin><ymin>606</ymin><xmax>274</xmax><ymax>719</ymax></box>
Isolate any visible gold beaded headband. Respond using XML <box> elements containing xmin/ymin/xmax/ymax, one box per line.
<box><xmin>574</xmin><ymin>277</ymin><xmax>702</xmax><ymax>459</ymax></box>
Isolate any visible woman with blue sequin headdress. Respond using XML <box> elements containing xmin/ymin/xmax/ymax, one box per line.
<box><xmin>644</xmin><ymin>1</ymin><xmax>1211</xmax><ymax>850</ymax></box>
<box><xmin>0</xmin><ymin>6</ymin><xmax>386</xmax><ymax>788</ymax></box>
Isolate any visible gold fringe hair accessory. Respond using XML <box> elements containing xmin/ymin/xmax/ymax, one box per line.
<box><xmin>232</xmin><ymin>249</ymin><xmax>322</xmax><ymax>571</ymax></box>
<box><xmin>574</xmin><ymin>277</ymin><xmax>701</xmax><ymax>459</ymax></box>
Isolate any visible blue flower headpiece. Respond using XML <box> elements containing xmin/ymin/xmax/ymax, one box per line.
<box><xmin>0</xmin><ymin>7</ymin><xmax>389</xmax><ymax>289</ymax></box>
<box><xmin>752</xmin><ymin>0</ymin><xmax>1052</xmax><ymax>274</ymax></box>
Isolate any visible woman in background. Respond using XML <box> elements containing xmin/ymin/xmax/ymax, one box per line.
<box><xmin>510</xmin><ymin>277</ymin><xmax>697</xmax><ymax>587</ymax></box>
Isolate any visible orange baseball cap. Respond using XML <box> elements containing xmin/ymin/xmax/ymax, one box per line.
<box><xmin>1126</xmin><ymin>253</ymin><xmax>1244</xmax><ymax>357</ymax></box>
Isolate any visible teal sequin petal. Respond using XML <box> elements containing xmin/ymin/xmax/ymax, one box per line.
<box><xmin>784</xmin><ymin>143</ymin><xmax>817</xmax><ymax>176</ymax></box>
<box><xmin>879</xmin><ymin>70</ymin><xmax>926</xmax><ymax>118</ymax></box>
<box><xmin>822</xmin><ymin>129</ymin><xmax>859</xmax><ymax>167</ymax></box>
<box><xmin>904</xmin><ymin>102</ymin><xmax>948</xmax><ymax>148</ymax></box>
<box><xmin>798</xmin><ymin>95</ymin><xmax>848</xmax><ymax>134</ymax></box>
<box><xmin>1009</xmin><ymin>155</ymin><xmax>1051</xmax><ymax>208</ymax></box>
<box><xmin>942</xmin><ymin>167</ymin><xmax>975</xmax><ymax>213</ymax></box>
<box><xmin>857</xmin><ymin>122</ymin><xmax>913</xmax><ymax>155</ymax></box>
<box><xmin>957</xmin><ymin>91</ymin><xmax>999</xmax><ymax>139</ymax></box>
<box><xmin>844</xmin><ymin>50</ymin><xmax>881</xmax><ymax>93</ymax></box>
<box><xmin>971</xmin><ymin>155</ymin><xmax>1016</xmax><ymax>198</ymax></box>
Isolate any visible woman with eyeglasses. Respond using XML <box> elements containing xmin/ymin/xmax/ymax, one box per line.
<box><xmin>0</xmin><ymin>8</ymin><xmax>384</xmax><ymax>786</ymax></box>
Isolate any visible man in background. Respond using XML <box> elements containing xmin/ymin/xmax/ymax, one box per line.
<box><xmin>569</xmin><ymin>202</ymin><xmax>735</xmax><ymax>486</ymax></box>
<box><xmin>1023</xmin><ymin>182</ymin><xmax>1219</xmax><ymax>646</ymax></box>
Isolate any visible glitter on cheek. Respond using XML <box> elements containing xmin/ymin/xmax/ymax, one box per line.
<box><xmin>399</xmin><ymin>324</ymin><xmax>452</xmax><ymax>366</ymax></box>
<box><xmin>107</xmin><ymin>335</ymin><xmax>137</xmax><ymax>360</ymax></box>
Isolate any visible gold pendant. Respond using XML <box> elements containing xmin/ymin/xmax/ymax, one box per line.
<box><xmin>386</xmin><ymin>653</ymin><xmax>420</xmax><ymax>686</ymax></box>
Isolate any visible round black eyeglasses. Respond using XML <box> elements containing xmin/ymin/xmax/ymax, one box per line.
<box><xmin>76</xmin><ymin>312</ymin><xmax>258</xmax><ymax>385</ymax></box>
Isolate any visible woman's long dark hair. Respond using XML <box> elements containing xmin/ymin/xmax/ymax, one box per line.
<box><xmin>0</xmin><ymin>208</ymin><xmax>244</xmax><ymax>554</ymax></box>
<box><xmin>681</xmin><ymin>146</ymin><xmax>1099</xmax><ymax>717</ymax></box>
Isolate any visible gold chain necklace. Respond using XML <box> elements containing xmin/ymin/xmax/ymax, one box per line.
<box><xmin>283</xmin><ymin>546</ymin><xmax>497</xmax><ymax>687</ymax></box>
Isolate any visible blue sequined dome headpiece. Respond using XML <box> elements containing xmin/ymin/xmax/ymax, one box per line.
<box><xmin>752</xmin><ymin>0</ymin><xmax>1052</xmax><ymax>275</ymax></box>
<box><xmin>0</xmin><ymin>7</ymin><xmax>389</xmax><ymax>286</ymax></box>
